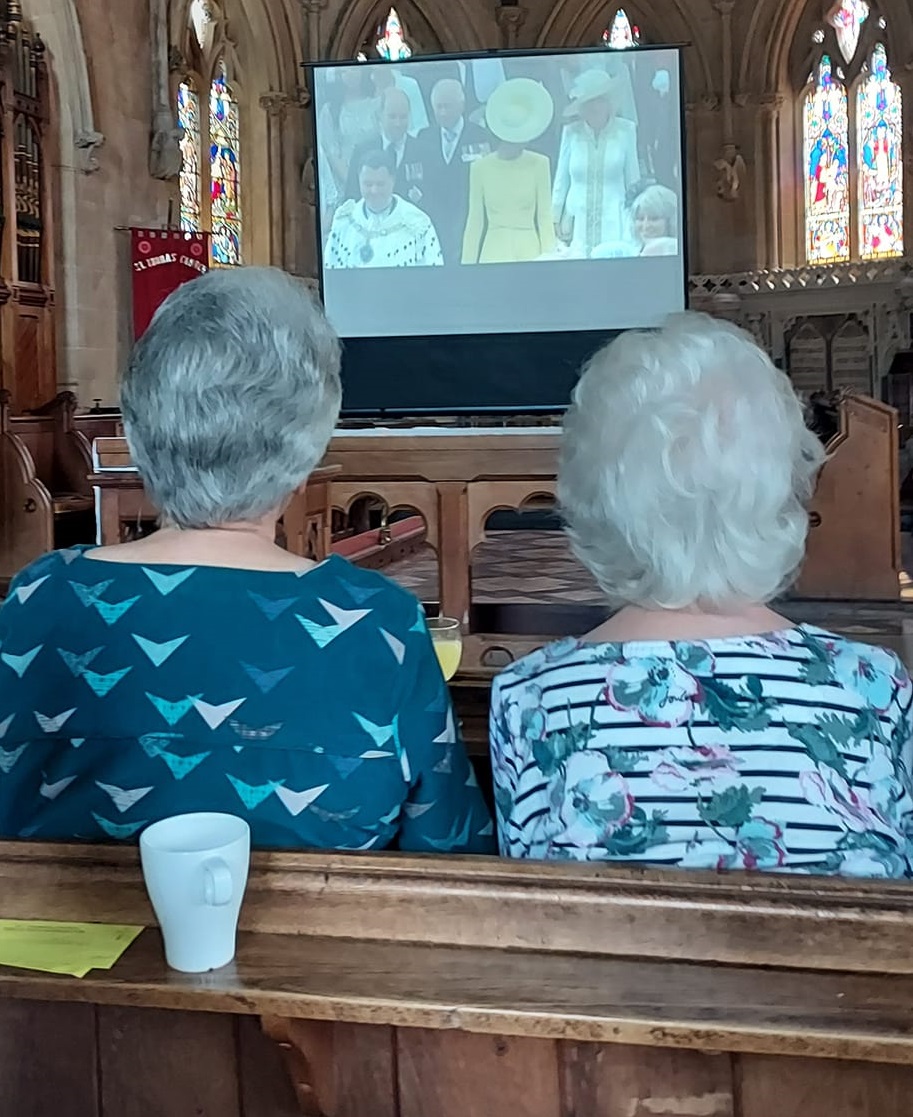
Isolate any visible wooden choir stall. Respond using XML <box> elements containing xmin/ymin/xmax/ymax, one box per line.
<box><xmin>0</xmin><ymin>391</ymin><xmax>109</xmax><ymax>587</ymax></box>
<box><xmin>2</xmin><ymin>843</ymin><xmax>913</xmax><ymax>1116</ymax></box>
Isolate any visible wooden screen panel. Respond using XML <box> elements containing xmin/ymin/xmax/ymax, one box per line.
<box><xmin>13</xmin><ymin>310</ymin><xmax>40</xmax><ymax>411</ymax></box>
<box><xmin>738</xmin><ymin>1055</ymin><xmax>913</xmax><ymax>1117</ymax></box>
<box><xmin>561</xmin><ymin>1043</ymin><xmax>735</xmax><ymax>1117</ymax></box>
<box><xmin>398</xmin><ymin>1029</ymin><xmax>561</xmax><ymax>1117</ymax></box>
<box><xmin>98</xmin><ymin>1005</ymin><xmax>241</xmax><ymax>1117</ymax></box>
<box><xmin>0</xmin><ymin>999</ymin><xmax>98</xmax><ymax>1116</ymax></box>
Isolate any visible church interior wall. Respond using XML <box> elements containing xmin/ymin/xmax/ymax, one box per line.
<box><xmin>21</xmin><ymin>0</ymin><xmax>913</xmax><ymax>403</ymax></box>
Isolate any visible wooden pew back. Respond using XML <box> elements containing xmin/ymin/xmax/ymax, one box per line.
<box><xmin>796</xmin><ymin>394</ymin><xmax>901</xmax><ymax>599</ymax></box>
<box><xmin>0</xmin><ymin>390</ymin><xmax>53</xmax><ymax>582</ymax></box>
<box><xmin>0</xmin><ymin>393</ymin><xmax>105</xmax><ymax>584</ymax></box>
<box><xmin>3</xmin><ymin>843</ymin><xmax>913</xmax><ymax>1114</ymax></box>
<box><xmin>2</xmin><ymin>841</ymin><xmax>913</xmax><ymax>976</ymax></box>
<box><xmin>13</xmin><ymin>391</ymin><xmax>93</xmax><ymax>500</ymax></box>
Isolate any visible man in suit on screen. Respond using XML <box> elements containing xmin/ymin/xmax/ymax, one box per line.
<box><xmin>344</xmin><ymin>87</ymin><xmax>424</xmax><ymax>202</ymax></box>
<box><xmin>413</xmin><ymin>79</ymin><xmax>491</xmax><ymax>263</ymax></box>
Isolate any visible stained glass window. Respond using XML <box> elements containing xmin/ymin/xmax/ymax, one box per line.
<box><xmin>190</xmin><ymin>0</ymin><xmax>214</xmax><ymax>52</ymax></box>
<box><xmin>828</xmin><ymin>0</ymin><xmax>870</xmax><ymax>64</ymax></box>
<box><xmin>209</xmin><ymin>62</ymin><xmax>242</xmax><ymax>266</ymax></box>
<box><xmin>804</xmin><ymin>56</ymin><xmax>851</xmax><ymax>264</ymax></box>
<box><xmin>177</xmin><ymin>81</ymin><xmax>202</xmax><ymax>233</ymax></box>
<box><xmin>602</xmin><ymin>9</ymin><xmax>640</xmax><ymax>49</ymax></box>
<box><xmin>375</xmin><ymin>8</ymin><xmax>412</xmax><ymax>61</ymax></box>
<box><xmin>857</xmin><ymin>43</ymin><xmax>903</xmax><ymax>259</ymax></box>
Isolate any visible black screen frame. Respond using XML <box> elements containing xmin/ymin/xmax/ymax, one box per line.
<box><xmin>304</xmin><ymin>44</ymin><xmax>690</xmax><ymax>417</ymax></box>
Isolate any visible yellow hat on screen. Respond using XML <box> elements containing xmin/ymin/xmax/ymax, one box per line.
<box><xmin>485</xmin><ymin>78</ymin><xmax>555</xmax><ymax>144</ymax></box>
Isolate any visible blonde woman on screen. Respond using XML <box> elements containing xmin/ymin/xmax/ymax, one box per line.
<box><xmin>591</xmin><ymin>183</ymin><xmax>679</xmax><ymax>259</ymax></box>
<box><xmin>461</xmin><ymin>79</ymin><xmax>556</xmax><ymax>265</ymax></box>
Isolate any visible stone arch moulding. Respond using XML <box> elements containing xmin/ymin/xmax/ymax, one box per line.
<box><xmin>324</xmin><ymin>0</ymin><xmax>492</xmax><ymax>62</ymax></box>
<box><xmin>746</xmin><ymin>0</ymin><xmax>913</xmax><ymax>94</ymax></box>
<box><xmin>170</xmin><ymin>0</ymin><xmax>304</xmax><ymax>92</ymax></box>
<box><xmin>27</xmin><ymin>0</ymin><xmax>104</xmax><ymax>172</ymax></box>
<box><xmin>536</xmin><ymin>0</ymin><xmax>713</xmax><ymax>98</ymax></box>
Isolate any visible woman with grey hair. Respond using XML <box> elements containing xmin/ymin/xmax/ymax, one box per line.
<box><xmin>0</xmin><ymin>267</ymin><xmax>492</xmax><ymax>853</ymax></box>
<box><xmin>491</xmin><ymin>313</ymin><xmax>913</xmax><ymax>877</ymax></box>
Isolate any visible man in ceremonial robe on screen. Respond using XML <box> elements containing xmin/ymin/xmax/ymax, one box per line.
<box><xmin>325</xmin><ymin>148</ymin><xmax>444</xmax><ymax>269</ymax></box>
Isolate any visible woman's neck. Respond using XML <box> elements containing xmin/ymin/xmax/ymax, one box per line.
<box><xmin>584</xmin><ymin>603</ymin><xmax>795</xmax><ymax>644</ymax></box>
<box><xmin>85</xmin><ymin>519</ymin><xmax>317</xmax><ymax>573</ymax></box>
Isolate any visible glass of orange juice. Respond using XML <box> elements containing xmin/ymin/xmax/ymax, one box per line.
<box><xmin>428</xmin><ymin>617</ymin><xmax>462</xmax><ymax>681</ymax></box>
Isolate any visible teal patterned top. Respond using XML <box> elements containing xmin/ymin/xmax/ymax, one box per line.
<box><xmin>0</xmin><ymin>547</ymin><xmax>493</xmax><ymax>853</ymax></box>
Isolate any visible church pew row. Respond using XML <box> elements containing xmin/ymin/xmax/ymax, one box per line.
<box><xmin>2</xmin><ymin>842</ymin><xmax>913</xmax><ymax>1115</ymax></box>
<box><xmin>0</xmin><ymin>392</ymin><xmax>124</xmax><ymax>587</ymax></box>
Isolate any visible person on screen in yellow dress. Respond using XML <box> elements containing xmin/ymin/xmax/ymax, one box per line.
<box><xmin>461</xmin><ymin>78</ymin><xmax>556</xmax><ymax>265</ymax></box>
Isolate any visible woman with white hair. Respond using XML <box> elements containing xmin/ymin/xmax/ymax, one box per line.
<box><xmin>552</xmin><ymin>69</ymin><xmax>641</xmax><ymax>258</ymax></box>
<box><xmin>491</xmin><ymin>313</ymin><xmax>913</xmax><ymax>877</ymax></box>
<box><xmin>0</xmin><ymin>267</ymin><xmax>492</xmax><ymax>853</ymax></box>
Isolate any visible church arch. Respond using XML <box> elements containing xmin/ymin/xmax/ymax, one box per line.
<box><xmin>324</xmin><ymin>0</ymin><xmax>492</xmax><ymax>61</ymax></box>
<box><xmin>27</xmin><ymin>0</ymin><xmax>101</xmax><ymax>173</ymax></box>
<box><xmin>537</xmin><ymin>0</ymin><xmax>713</xmax><ymax>98</ymax></box>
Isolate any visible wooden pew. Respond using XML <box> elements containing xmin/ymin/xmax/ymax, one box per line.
<box><xmin>795</xmin><ymin>394</ymin><xmax>901</xmax><ymax>599</ymax></box>
<box><xmin>91</xmin><ymin>436</ymin><xmax>339</xmax><ymax>560</ymax></box>
<box><xmin>0</xmin><ymin>391</ymin><xmax>102</xmax><ymax>585</ymax></box>
<box><xmin>2</xmin><ymin>843</ymin><xmax>913</xmax><ymax>1115</ymax></box>
<box><xmin>0</xmin><ymin>389</ymin><xmax>52</xmax><ymax>584</ymax></box>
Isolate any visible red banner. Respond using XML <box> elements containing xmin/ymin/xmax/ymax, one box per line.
<box><xmin>131</xmin><ymin>228</ymin><xmax>210</xmax><ymax>339</ymax></box>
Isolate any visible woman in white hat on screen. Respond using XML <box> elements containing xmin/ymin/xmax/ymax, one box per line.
<box><xmin>552</xmin><ymin>69</ymin><xmax>641</xmax><ymax>258</ymax></box>
<box><xmin>461</xmin><ymin>78</ymin><xmax>556</xmax><ymax>265</ymax></box>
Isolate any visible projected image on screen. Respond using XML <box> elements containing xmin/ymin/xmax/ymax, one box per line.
<box><xmin>312</xmin><ymin>48</ymin><xmax>685</xmax><ymax>337</ymax></box>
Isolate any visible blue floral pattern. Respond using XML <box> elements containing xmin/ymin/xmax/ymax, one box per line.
<box><xmin>490</xmin><ymin>626</ymin><xmax>913</xmax><ymax>876</ymax></box>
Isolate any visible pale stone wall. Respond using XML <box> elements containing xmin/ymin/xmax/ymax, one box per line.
<box><xmin>26</xmin><ymin>0</ymin><xmax>913</xmax><ymax>402</ymax></box>
<box><xmin>33</xmin><ymin>0</ymin><xmax>170</xmax><ymax>405</ymax></box>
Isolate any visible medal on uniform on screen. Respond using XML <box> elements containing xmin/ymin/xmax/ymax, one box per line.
<box><xmin>357</xmin><ymin>202</ymin><xmax>410</xmax><ymax>264</ymax></box>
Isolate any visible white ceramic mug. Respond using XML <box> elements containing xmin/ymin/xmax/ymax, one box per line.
<box><xmin>139</xmin><ymin>812</ymin><xmax>251</xmax><ymax>973</ymax></box>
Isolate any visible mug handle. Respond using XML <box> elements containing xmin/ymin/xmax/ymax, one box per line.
<box><xmin>203</xmin><ymin>859</ymin><xmax>233</xmax><ymax>907</ymax></box>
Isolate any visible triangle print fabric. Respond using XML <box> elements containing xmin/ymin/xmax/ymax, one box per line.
<box><xmin>0</xmin><ymin>548</ymin><xmax>493</xmax><ymax>854</ymax></box>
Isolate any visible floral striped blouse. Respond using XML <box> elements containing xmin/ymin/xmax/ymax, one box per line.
<box><xmin>490</xmin><ymin>626</ymin><xmax>913</xmax><ymax>877</ymax></box>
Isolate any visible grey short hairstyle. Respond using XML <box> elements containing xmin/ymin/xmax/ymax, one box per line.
<box><xmin>121</xmin><ymin>266</ymin><xmax>342</xmax><ymax>529</ymax></box>
<box><xmin>559</xmin><ymin>313</ymin><xmax>826</xmax><ymax>610</ymax></box>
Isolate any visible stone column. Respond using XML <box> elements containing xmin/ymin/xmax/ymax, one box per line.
<box><xmin>148</xmin><ymin>0</ymin><xmax>181</xmax><ymax>179</ymax></box>
<box><xmin>711</xmin><ymin>0</ymin><xmax>745</xmax><ymax>204</ymax></box>
<box><xmin>756</xmin><ymin>93</ymin><xmax>786</xmax><ymax>270</ymax></box>
<box><xmin>260</xmin><ymin>92</ymin><xmax>291</xmax><ymax>265</ymax></box>
<box><xmin>301</xmin><ymin>0</ymin><xmax>326</xmax><ymax>60</ymax></box>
